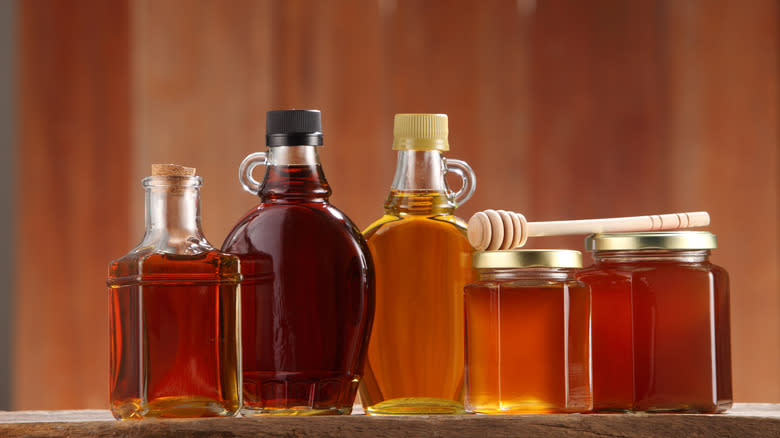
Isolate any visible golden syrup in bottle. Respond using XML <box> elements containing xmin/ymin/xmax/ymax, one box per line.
<box><xmin>360</xmin><ymin>114</ymin><xmax>476</xmax><ymax>415</ymax></box>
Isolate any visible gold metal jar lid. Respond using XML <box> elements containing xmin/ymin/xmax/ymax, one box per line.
<box><xmin>473</xmin><ymin>249</ymin><xmax>582</xmax><ymax>269</ymax></box>
<box><xmin>585</xmin><ymin>231</ymin><xmax>717</xmax><ymax>251</ymax></box>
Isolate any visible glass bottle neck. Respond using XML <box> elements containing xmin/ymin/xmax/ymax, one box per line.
<box><xmin>258</xmin><ymin>146</ymin><xmax>331</xmax><ymax>203</ymax></box>
<box><xmin>385</xmin><ymin>150</ymin><xmax>456</xmax><ymax>215</ymax></box>
<box><xmin>593</xmin><ymin>249</ymin><xmax>711</xmax><ymax>264</ymax></box>
<box><xmin>141</xmin><ymin>176</ymin><xmax>208</xmax><ymax>253</ymax></box>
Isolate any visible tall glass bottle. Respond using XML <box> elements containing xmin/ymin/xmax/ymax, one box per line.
<box><xmin>222</xmin><ymin>110</ymin><xmax>375</xmax><ymax>416</ymax></box>
<box><xmin>360</xmin><ymin>114</ymin><xmax>476</xmax><ymax>414</ymax></box>
<box><xmin>108</xmin><ymin>164</ymin><xmax>241</xmax><ymax>419</ymax></box>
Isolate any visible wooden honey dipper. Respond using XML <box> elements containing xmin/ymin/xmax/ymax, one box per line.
<box><xmin>467</xmin><ymin>210</ymin><xmax>710</xmax><ymax>251</ymax></box>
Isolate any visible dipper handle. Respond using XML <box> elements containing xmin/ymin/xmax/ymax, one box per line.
<box><xmin>467</xmin><ymin>210</ymin><xmax>710</xmax><ymax>251</ymax></box>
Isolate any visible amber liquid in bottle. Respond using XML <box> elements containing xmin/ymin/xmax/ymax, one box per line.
<box><xmin>222</xmin><ymin>146</ymin><xmax>374</xmax><ymax>416</ymax></box>
<box><xmin>464</xmin><ymin>273</ymin><xmax>591</xmax><ymax>414</ymax></box>
<box><xmin>360</xmin><ymin>149</ymin><xmax>474</xmax><ymax>415</ymax></box>
<box><xmin>108</xmin><ymin>172</ymin><xmax>241</xmax><ymax>419</ymax></box>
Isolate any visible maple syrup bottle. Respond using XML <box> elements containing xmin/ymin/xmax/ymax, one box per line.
<box><xmin>222</xmin><ymin>110</ymin><xmax>375</xmax><ymax>416</ymax></box>
<box><xmin>360</xmin><ymin>114</ymin><xmax>476</xmax><ymax>415</ymax></box>
<box><xmin>108</xmin><ymin>164</ymin><xmax>241</xmax><ymax>419</ymax></box>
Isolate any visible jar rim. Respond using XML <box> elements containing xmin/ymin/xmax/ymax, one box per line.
<box><xmin>585</xmin><ymin>231</ymin><xmax>716</xmax><ymax>251</ymax></box>
<box><xmin>142</xmin><ymin>175</ymin><xmax>203</xmax><ymax>188</ymax></box>
<box><xmin>473</xmin><ymin>249</ymin><xmax>582</xmax><ymax>269</ymax></box>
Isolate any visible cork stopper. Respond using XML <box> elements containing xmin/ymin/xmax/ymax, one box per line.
<box><xmin>151</xmin><ymin>164</ymin><xmax>196</xmax><ymax>177</ymax></box>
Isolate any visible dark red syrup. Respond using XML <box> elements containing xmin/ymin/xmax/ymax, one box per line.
<box><xmin>222</xmin><ymin>164</ymin><xmax>375</xmax><ymax>414</ymax></box>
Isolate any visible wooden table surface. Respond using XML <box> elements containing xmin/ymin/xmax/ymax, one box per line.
<box><xmin>0</xmin><ymin>403</ymin><xmax>777</xmax><ymax>437</ymax></box>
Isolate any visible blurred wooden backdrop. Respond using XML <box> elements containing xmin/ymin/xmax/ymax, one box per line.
<box><xmin>15</xmin><ymin>0</ymin><xmax>778</xmax><ymax>408</ymax></box>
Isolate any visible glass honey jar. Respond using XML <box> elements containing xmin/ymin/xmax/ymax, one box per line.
<box><xmin>464</xmin><ymin>250</ymin><xmax>592</xmax><ymax>414</ymax></box>
<box><xmin>576</xmin><ymin>231</ymin><xmax>732</xmax><ymax>413</ymax></box>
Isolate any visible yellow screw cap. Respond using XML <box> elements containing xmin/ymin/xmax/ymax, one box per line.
<box><xmin>392</xmin><ymin>113</ymin><xmax>449</xmax><ymax>151</ymax></box>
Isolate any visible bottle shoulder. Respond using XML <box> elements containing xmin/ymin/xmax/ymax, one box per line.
<box><xmin>226</xmin><ymin>201</ymin><xmax>360</xmax><ymax>232</ymax></box>
<box><xmin>222</xmin><ymin>201</ymin><xmax>368</xmax><ymax>254</ymax></box>
<box><xmin>363</xmin><ymin>213</ymin><xmax>468</xmax><ymax>241</ymax></box>
<box><xmin>466</xmin><ymin>278</ymin><xmax>587</xmax><ymax>291</ymax></box>
<box><xmin>579</xmin><ymin>260</ymin><xmax>719</xmax><ymax>274</ymax></box>
<box><xmin>576</xmin><ymin>260</ymin><xmax>729</xmax><ymax>289</ymax></box>
<box><xmin>108</xmin><ymin>249</ymin><xmax>240</xmax><ymax>286</ymax></box>
<box><xmin>363</xmin><ymin>214</ymin><xmax>402</xmax><ymax>236</ymax></box>
<box><xmin>709</xmin><ymin>262</ymin><xmax>729</xmax><ymax>279</ymax></box>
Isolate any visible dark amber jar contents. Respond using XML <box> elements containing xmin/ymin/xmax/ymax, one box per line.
<box><xmin>464</xmin><ymin>250</ymin><xmax>591</xmax><ymax>414</ymax></box>
<box><xmin>577</xmin><ymin>231</ymin><xmax>732</xmax><ymax>413</ymax></box>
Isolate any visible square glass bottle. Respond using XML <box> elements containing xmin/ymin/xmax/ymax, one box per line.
<box><xmin>108</xmin><ymin>165</ymin><xmax>241</xmax><ymax>419</ymax></box>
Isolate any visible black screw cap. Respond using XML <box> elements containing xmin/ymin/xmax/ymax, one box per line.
<box><xmin>266</xmin><ymin>109</ymin><xmax>323</xmax><ymax>147</ymax></box>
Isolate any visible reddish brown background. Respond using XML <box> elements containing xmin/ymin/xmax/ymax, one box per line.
<box><xmin>15</xmin><ymin>0</ymin><xmax>779</xmax><ymax>408</ymax></box>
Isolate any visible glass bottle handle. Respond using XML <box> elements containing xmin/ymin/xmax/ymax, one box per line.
<box><xmin>444</xmin><ymin>158</ymin><xmax>476</xmax><ymax>207</ymax></box>
<box><xmin>239</xmin><ymin>152</ymin><xmax>268</xmax><ymax>195</ymax></box>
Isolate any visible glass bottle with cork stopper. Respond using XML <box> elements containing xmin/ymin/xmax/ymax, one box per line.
<box><xmin>222</xmin><ymin>109</ymin><xmax>375</xmax><ymax>416</ymax></box>
<box><xmin>360</xmin><ymin>113</ymin><xmax>476</xmax><ymax>415</ymax></box>
<box><xmin>107</xmin><ymin>164</ymin><xmax>241</xmax><ymax>419</ymax></box>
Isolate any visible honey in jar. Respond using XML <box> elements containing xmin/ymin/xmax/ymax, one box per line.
<box><xmin>576</xmin><ymin>231</ymin><xmax>732</xmax><ymax>413</ymax></box>
<box><xmin>359</xmin><ymin>114</ymin><xmax>476</xmax><ymax>415</ymax></box>
<box><xmin>464</xmin><ymin>250</ymin><xmax>592</xmax><ymax>414</ymax></box>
